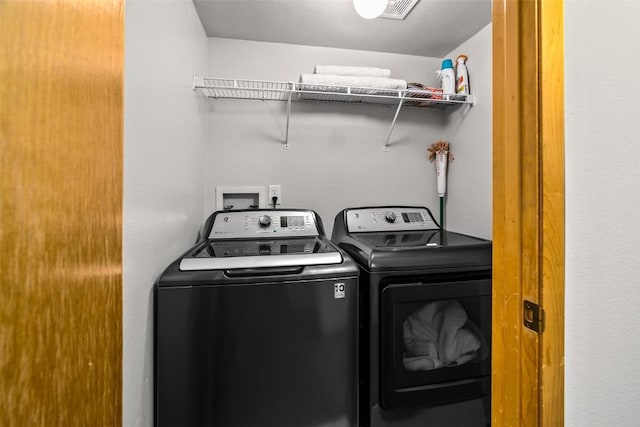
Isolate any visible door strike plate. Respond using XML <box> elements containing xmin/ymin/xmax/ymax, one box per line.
<box><xmin>524</xmin><ymin>300</ymin><xmax>544</xmax><ymax>333</ymax></box>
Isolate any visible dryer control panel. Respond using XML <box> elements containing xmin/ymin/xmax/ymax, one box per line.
<box><xmin>345</xmin><ymin>207</ymin><xmax>438</xmax><ymax>232</ymax></box>
<box><xmin>209</xmin><ymin>210</ymin><xmax>320</xmax><ymax>239</ymax></box>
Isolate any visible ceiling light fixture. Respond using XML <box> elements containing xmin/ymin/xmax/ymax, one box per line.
<box><xmin>353</xmin><ymin>0</ymin><xmax>388</xmax><ymax>19</ymax></box>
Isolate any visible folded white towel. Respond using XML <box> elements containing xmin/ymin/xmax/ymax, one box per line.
<box><xmin>403</xmin><ymin>300</ymin><xmax>482</xmax><ymax>371</ymax></box>
<box><xmin>299</xmin><ymin>73</ymin><xmax>407</xmax><ymax>93</ymax></box>
<box><xmin>314</xmin><ymin>65</ymin><xmax>392</xmax><ymax>78</ymax></box>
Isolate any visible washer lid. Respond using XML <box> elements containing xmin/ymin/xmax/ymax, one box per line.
<box><xmin>179</xmin><ymin>237</ymin><xmax>343</xmax><ymax>271</ymax></box>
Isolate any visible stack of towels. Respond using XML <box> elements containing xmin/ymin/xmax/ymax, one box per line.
<box><xmin>299</xmin><ymin>65</ymin><xmax>407</xmax><ymax>93</ymax></box>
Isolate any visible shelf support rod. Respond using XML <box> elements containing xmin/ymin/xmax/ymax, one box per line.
<box><xmin>384</xmin><ymin>94</ymin><xmax>405</xmax><ymax>151</ymax></box>
<box><xmin>284</xmin><ymin>83</ymin><xmax>293</xmax><ymax>149</ymax></box>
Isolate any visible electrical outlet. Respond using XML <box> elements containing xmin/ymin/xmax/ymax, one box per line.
<box><xmin>268</xmin><ymin>185</ymin><xmax>282</xmax><ymax>206</ymax></box>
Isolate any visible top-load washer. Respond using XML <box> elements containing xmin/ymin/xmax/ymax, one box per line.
<box><xmin>332</xmin><ymin>206</ymin><xmax>492</xmax><ymax>427</ymax></box>
<box><xmin>155</xmin><ymin>209</ymin><xmax>359</xmax><ymax>427</ymax></box>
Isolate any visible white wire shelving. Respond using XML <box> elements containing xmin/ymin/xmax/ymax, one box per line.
<box><xmin>193</xmin><ymin>76</ymin><xmax>475</xmax><ymax>150</ymax></box>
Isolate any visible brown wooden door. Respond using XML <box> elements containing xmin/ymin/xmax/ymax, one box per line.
<box><xmin>0</xmin><ymin>1</ymin><xmax>124</xmax><ymax>425</ymax></box>
<box><xmin>492</xmin><ymin>0</ymin><xmax>565</xmax><ymax>425</ymax></box>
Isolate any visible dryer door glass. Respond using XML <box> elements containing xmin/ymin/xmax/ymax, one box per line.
<box><xmin>380</xmin><ymin>278</ymin><xmax>491</xmax><ymax>410</ymax></box>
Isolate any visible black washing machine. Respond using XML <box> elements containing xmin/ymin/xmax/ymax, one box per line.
<box><xmin>155</xmin><ymin>209</ymin><xmax>359</xmax><ymax>427</ymax></box>
<box><xmin>332</xmin><ymin>206</ymin><xmax>492</xmax><ymax>427</ymax></box>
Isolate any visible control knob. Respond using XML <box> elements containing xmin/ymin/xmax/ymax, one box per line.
<box><xmin>385</xmin><ymin>212</ymin><xmax>397</xmax><ymax>223</ymax></box>
<box><xmin>258</xmin><ymin>215</ymin><xmax>272</xmax><ymax>227</ymax></box>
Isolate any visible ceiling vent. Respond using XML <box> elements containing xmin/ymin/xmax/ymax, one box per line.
<box><xmin>380</xmin><ymin>0</ymin><xmax>420</xmax><ymax>20</ymax></box>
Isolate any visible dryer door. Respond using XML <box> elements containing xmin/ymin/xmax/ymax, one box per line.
<box><xmin>380</xmin><ymin>278</ymin><xmax>491</xmax><ymax>410</ymax></box>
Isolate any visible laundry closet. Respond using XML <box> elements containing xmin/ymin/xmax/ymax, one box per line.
<box><xmin>123</xmin><ymin>1</ymin><xmax>492</xmax><ymax>425</ymax></box>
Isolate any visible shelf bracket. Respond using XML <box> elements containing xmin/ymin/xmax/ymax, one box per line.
<box><xmin>384</xmin><ymin>93</ymin><xmax>405</xmax><ymax>151</ymax></box>
<box><xmin>284</xmin><ymin>82</ymin><xmax>294</xmax><ymax>149</ymax></box>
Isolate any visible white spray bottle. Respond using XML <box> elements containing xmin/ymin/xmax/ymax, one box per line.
<box><xmin>436</xmin><ymin>59</ymin><xmax>455</xmax><ymax>100</ymax></box>
<box><xmin>455</xmin><ymin>54</ymin><xmax>470</xmax><ymax>96</ymax></box>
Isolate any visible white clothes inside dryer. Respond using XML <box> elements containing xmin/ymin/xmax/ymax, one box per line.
<box><xmin>403</xmin><ymin>300</ymin><xmax>484</xmax><ymax>371</ymax></box>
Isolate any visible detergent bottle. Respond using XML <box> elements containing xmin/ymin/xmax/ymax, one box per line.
<box><xmin>455</xmin><ymin>54</ymin><xmax>470</xmax><ymax>95</ymax></box>
<box><xmin>436</xmin><ymin>59</ymin><xmax>455</xmax><ymax>99</ymax></box>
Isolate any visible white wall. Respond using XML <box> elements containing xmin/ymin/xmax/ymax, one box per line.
<box><xmin>443</xmin><ymin>24</ymin><xmax>492</xmax><ymax>239</ymax></box>
<box><xmin>124</xmin><ymin>1</ymin><xmax>207</xmax><ymax>425</ymax></box>
<box><xmin>565</xmin><ymin>1</ymin><xmax>640</xmax><ymax>425</ymax></box>
<box><xmin>206</xmin><ymin>38</ymin><xmax>445</xmax><ymax>235</ymax></box>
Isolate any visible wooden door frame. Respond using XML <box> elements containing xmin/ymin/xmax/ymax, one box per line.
<box><xmin>492</xmin><ymin>0</ymin><xmax>565</xmax><ymax>426</ymax></box>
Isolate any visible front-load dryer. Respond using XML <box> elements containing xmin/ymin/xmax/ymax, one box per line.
<box><xmin>332</xmin><ymin>206</ymin><xmax>492</xmax><ymax>427</ymax></box>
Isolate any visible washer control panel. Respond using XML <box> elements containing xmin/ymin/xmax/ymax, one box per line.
<box><xmin>345</xmin><ymin>207</ymin><xmax>438</xmax><ymax>232</ymax></box>
<box><xmin>209</xmin><ymin>210</ymin><xmax>319</xmax><ymax>239</ymax></box>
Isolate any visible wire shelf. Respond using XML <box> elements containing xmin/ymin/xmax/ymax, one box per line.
<box><xmin>193</xmin><ymin>76</ymin><xmax>474</xmax><ymax>150</ymax></box>
<box><xmin>194</xmin><ymin>76</ymin><xmax>474</xmax><ymax>107</ymax></box>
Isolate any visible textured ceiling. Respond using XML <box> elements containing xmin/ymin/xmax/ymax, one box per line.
<box><xmin>192</xmin><ymin>0</ymin><xmax>492</xmax><ymax>57</ymax></box>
